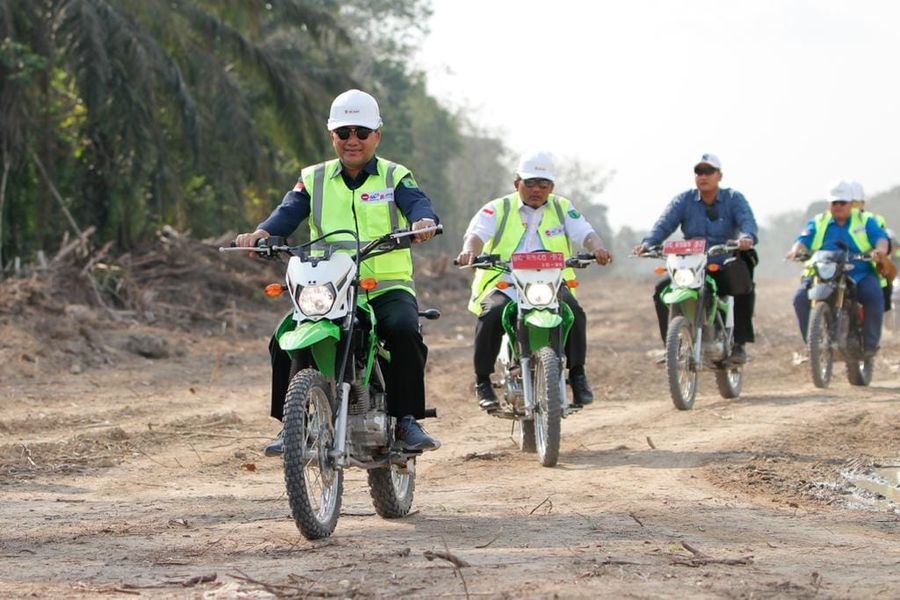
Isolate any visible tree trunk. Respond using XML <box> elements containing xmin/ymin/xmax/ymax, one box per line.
<box><xmin>0</xmin><ymin>154</ymin><xmax>10</xmax><ymax>276</ymax></box>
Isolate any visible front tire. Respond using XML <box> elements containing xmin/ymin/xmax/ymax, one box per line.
<box><xmin>666</xmin><ymin>316</ymin><xmax>698</xmax><ymax>410</ymax></box>
<box><xmin>808</xmin><ymin>303</ymin><xmax>833</xmax><ymax>388</ymax></box>
<box><xmin>283</xmin><ymin>369</ymin><xmax>343</xmax><ymax>540</ymax></box>
<box><xmin>368</xmin><ymin>461</ymin><xmax>415</xmax><ymax>518</ymax></box>
<box><xmin>532</xmin><ymin>346</ymin><xmax>562</xmax><ymax>467</ymax></box>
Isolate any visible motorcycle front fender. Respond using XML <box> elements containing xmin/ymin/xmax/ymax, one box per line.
<box><xmin>277</xmin><ymin>318</ymin><xmax>340</xmax><ymax>378</ymax></box>
<box><xmin>524</xmin><ymin>309</ymin><xmax>563</xmax><ymax>329</ymax></box>
<box><xmin>662</xmin><ymin>287</ymin><xmax>698</xmax><ymax>305</ymax></box>
<box><xmin>808</xmin><ymin>283</ymin><xmax>834</xmax><ymax>302</ymax></box>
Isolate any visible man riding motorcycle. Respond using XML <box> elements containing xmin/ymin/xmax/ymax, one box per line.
<box><xmin>633</xmin><ymin>153</ymin><xmax>758</xmax><ymax>363</ymax></box>
<box><xmin>455</xmin><ymin>151</ymin><xmax>612</xmax><ymax>410</ymax></box>
<box><xmin>786</xmin><ymin>179</ymin><xmax>888</xmax><ymax>357</ymax></box>
<box><xmin>850</xmin><ymin>179</ymin><xmax>896</xmax><ymax>313</ymax></box>
<box><xmin>234</xmin><ymin>89</ymin><xmax>441</xmax><ymax>454</ymax></box>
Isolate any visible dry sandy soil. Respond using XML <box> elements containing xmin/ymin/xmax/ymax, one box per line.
<box><xmin>1</xmin><ymin>263</ymin><xmax>899</xmax><ymax>598</ymax></box>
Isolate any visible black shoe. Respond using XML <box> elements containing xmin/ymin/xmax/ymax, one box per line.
<box><xmin>396</xmin><ymin>416</ymin><xmax>440</xmax><ymax>451</ymax></box>
<box><xmin>476</xmin><ymin>380</ymin><xmax>499</xmax><ymax>411</ymax></box>
<box><xmin>569</xmin><ymin>372</ymin><xmax>594</xmax><ymax>406</ymax></box>
<box><xmin>730</xmin><ymin>343</ymin><xmax>747</xmax><ymax>364</ymax></box>
<box><xmin>264</xmin><ymin>430</ymin><xmax>284</xmax><ymax>457</ymax></box>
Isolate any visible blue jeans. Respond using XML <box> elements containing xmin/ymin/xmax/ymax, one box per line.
<box><xmin>793</xmin><ymin>274</ymin><xmax>884</xmax><ymax>350</ymax></box>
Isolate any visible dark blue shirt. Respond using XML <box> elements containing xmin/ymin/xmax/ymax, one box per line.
<box><xmin>642</xmin><ymin>188</ymin><xmax>759</xmax><ymax>248</ymax></box>
<box><xmin>796</xmin><ymin>213</ymin><xmax>886</xmax><ymax>282</ymax></box>
<box><xmin>259</xmin><ymin>156</ymin><xmax>439</xmax><ymax>237</ymax></box>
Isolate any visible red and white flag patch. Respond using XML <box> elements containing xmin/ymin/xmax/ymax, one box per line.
<box><xmin>293</xmin><ymin>180</ymin><xmax>305</xmax><ymax>192</ymax></box>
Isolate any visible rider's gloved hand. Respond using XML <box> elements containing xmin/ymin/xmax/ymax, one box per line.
<box><xmin>412</xmin><ymin>218</ymin><xmax>436</xmax><ymax>243</ymax></box>
<box><xmin>235</xmin><ymin>229</ymin><xmax>269</xmax><ymax>248</ymax></box>
<box><xmin>593</xmin><ymin>248</ymin><xmax>613</xmax><ymax>265</ymax></box>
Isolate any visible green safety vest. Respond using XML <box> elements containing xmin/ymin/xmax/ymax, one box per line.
<box><xmin>809</xmin><ymin>208</ymin><xmax>876</xmax><ymax>279</ymax></box>
<box><xmin>302</xmin><ymin>157</ymin><xmax>415</xmax><ymax>297</ymax></box>
<box><xmin>468</xmin><ymin>193</ymin><xmax>578</xmax><ymax>314</ymax></box>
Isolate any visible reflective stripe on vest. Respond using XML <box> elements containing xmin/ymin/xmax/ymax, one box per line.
<box><xmin>304</xmin><ymin>157</ymin><xmax>415</xmax><ymax>297</ymax></box>
<box><xmin>468</xmin><ymin>193</ymin><xmax>576</xmax><ymax>314</ymax></box>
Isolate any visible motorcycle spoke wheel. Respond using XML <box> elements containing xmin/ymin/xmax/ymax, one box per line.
<box><xmin>532</xmin><ymin>347</ymin><xmax>562</xmax><ymax>467</ymax></box>
<box><xmin>808</xmin><ymin>303</ymin><xmax>833</xmax><ymax>388</ymax></box>
<box><xmin>283</xmin><ymin>369</ymin><xmax>343</xmax><ymax>540</ymax></box>
<box><xmin>666</xmin><ymin>316</ymin><xmax>698</xmax><ymax>410</ymax></box>
<box><xmin>368</xmin><ymin>460</ymin><xmax>415</xmax><ymax>519</ymax></box>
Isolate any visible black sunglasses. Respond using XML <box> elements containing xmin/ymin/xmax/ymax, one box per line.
<box><xmin>522</xmin><ymin>178</ymin><xmax>553</xmax><ymax>189</ymax></box>
<box><xmin>830</xmin><ymin>200</ymin><xmax>850</xmax><ymax>206</ymax></box>
<box><xmin>334</xmin><ymin>126</ymin><xmax>374</xmax><ymax>141</ymax></box>
<box><xmin>705</xmin><ymin>203</ymin><xmax>718</xmax><ymax>221</ymax></box>
<box><xmin>694</xmin><ymin>166</ymin><xmax>719</xmax><ymax>176</ymax></box>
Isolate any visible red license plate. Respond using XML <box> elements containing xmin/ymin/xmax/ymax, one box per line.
<box><xmin>511</xmin><ymin>252</ymin><xmax>565</xmax><ymax>270</ymax></box>
<box><xmin>662</xmin><ymin>239</ymin><xmax>706</xmax><ymax>255</ymax></box>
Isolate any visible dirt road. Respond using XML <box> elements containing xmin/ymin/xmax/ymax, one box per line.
<box><xmin>2</xmin><ymin>277</ymin><xmax>898</xmax><ymax>598</ymax></box>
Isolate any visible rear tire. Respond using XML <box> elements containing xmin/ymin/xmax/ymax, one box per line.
<box><xmin>532</xmin><ymin>347</ymin><xmax>562</xmax><ymax>467</ymax></box>
<box><xmin>846</xmin><ymin>358</ymin><xmax>873</xmax><ymax>386</ymax></box>
<box><xmin>808</xmin><ymin>303</ymin><xmax>833</xmax><ymax>389</ymax></box>
<box><xmin>368</xmin><ymin>461</ymin><xmax>415</xmax><ymax>518</ymax></box>
<box><xmin>515</xmin><ymin>419</ymin><xmax>537</xmax><ymax>453</ymax></box>
<box><xmin>666</xmin><ymin>316</ymin><xmax>698</xmax><ymax>410</ymax></box>
<box><xmin>283</xmin><ymin>369</ymin><xmax>342</xmax><ymax>540</ymax></box>
<box><xmin>715</xmin><ymin>366</ymin><xmax>742</xmax><ymax>399</ymax></box>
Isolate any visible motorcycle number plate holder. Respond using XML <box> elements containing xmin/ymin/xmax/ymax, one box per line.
<box><xmin>511</xmin><ymin>252</ymin><xmax>565</xmax><ymax>270</ymax></box>
<box><xmin>663</xmin><ymin>239</ymin><xmax>706</xmax><ymax>255</ymax></box>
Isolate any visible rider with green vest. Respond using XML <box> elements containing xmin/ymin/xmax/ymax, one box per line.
<box><xmin>850</xmin><ymin>179</ymin><xmax>894</xmax><ymax>313</ymax></box>
<box><xmin>235</xmin><ymin>89</ymin><xmax>441</xmax><ymax>454</ymax></box>
<box><xmin>786</xmin><ymin>179</ymin><xmax>889</xmax><ymax>357</ymax></box>
<box><xmin>455</xmin><ymin>151</ymin><xmax>613</xmax><ymax>411</ymax></box>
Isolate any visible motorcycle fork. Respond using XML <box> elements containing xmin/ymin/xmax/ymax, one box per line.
<box><xmin>692</xmin><ymin>286</ymin><xmax>707</xmax><ymax>368</ymax></box>
<box><xmin>516</xmin><ymin>319</ymin><xmax>536</xmax><ymax>412</ymax></box>
<box><xmin>331</xmin><ymin>290</ymin><xmax>361</xmax><ymax>469</ymax></box>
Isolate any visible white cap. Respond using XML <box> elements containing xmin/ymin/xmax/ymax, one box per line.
<box><xmin>827</xmin><ymin>179</ymin><xmax>855</xmax><ymax>202</ymax></box>
<box><xmin>695</xmin><ymin>153</ymin><xmax>722</xmax><ymax>170</ymax></box>
<box><xmin>326</xmin><ymin>89</ymin><xmax>383</xmax><ymax>131</ymax></box>
<box><xmin>516</xmin><ymin>151</ymin><xmax>556</xmax><ymax>181</ymax></box>
<box><xmin>849</xmin><ymin>180</ymin><xmax>865</xmax><ymax>201</ymax></box>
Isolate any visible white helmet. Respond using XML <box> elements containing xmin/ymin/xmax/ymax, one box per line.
<box><xmin>849</xmin><ymin>180</ymin><xmax>865</xmax><ymax>201</ymax></box>
<box><xmin>827</xmin><ymin>179</ymin><xmax>855</xmax><ymax>202</ymax></box>
<box><xmin>516</xmin><ymin>151</ymin><xmax>556</xmax><ymax>181</ymax></box>
<box><xmin>326</xmin><ymin>89</ymin><xmax>383</xmax><ymax>131</ymax></box>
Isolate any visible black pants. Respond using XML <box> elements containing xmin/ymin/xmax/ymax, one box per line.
<box><xmin>474</xmin><ymin>288</ymin><xmax>587</xmax><ymax>377</ymax></box>
<box><xmin>653</xmin><ymin>272</ymin><xmax>756</xmax><ymax>345</ymax></box>
<box><xmin>269</xmin><ymin>290</ymin><xmax>428</xmax><ymax>421</ymax></box>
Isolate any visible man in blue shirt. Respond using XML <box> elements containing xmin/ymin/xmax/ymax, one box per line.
<box><xmin>634</xmin><ymin>154</ymin><xmax>759</xmax><ymax>362</ymax></box>
<box><xmin>786</xmin><ymin>179</ymin><xmax>889</xmax><ymax>357</ymax></box>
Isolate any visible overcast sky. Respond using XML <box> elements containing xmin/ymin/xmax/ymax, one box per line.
<box><xmin>417</xmin><ymin>0</ymin><xmax>900</xmax><ymax>231</ymax></box>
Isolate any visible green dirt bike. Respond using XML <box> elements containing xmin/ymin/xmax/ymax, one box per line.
<box><xmin>460</xmin><ymin>251</ymin><xmax>595</xmax><ymax>467</ymax></box>
<box><xmin>221</xmin><ymin>226</ymin><xmax>440</xmax><ymax>539</ymax></box>
<box><xmin>638</xmin><ymin>239</ymin><xmax>743</xmax><ymax>410</ymax></box>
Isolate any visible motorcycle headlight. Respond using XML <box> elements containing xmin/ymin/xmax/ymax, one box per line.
<box><xmin>672</xmin><ymin>268</ymin><xmax>699</xmax><ymax>287</ymax></box>
<box><xmin>524</xmin><ymin>283</ymin><xmax>555</xmax><ymax>306</ymax></box>
<box><xmin>815</xmin><ymin>262</ymin><xmax>837</xmax><ymax>280</ymax></box>
<box><xmin>297</xmin><ymin>284</ymin><xmax>336</xmax><ymax>316</ymax></box>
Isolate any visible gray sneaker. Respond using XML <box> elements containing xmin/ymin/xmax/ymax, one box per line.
<box><xmin>396</xmin><ymin>416</ymin><xmax>440</xmax><ymax>451</ymax></box>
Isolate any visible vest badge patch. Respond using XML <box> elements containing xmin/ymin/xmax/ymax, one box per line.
<box><xmin>360</xmin><ymin>188</ymin><xmax>395</xmax><ymax>203</ymax></box>
<box><xmin>544</xmin><ymin>225</ymin><xmax>566</xmax><ymax>238</ymax></box>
